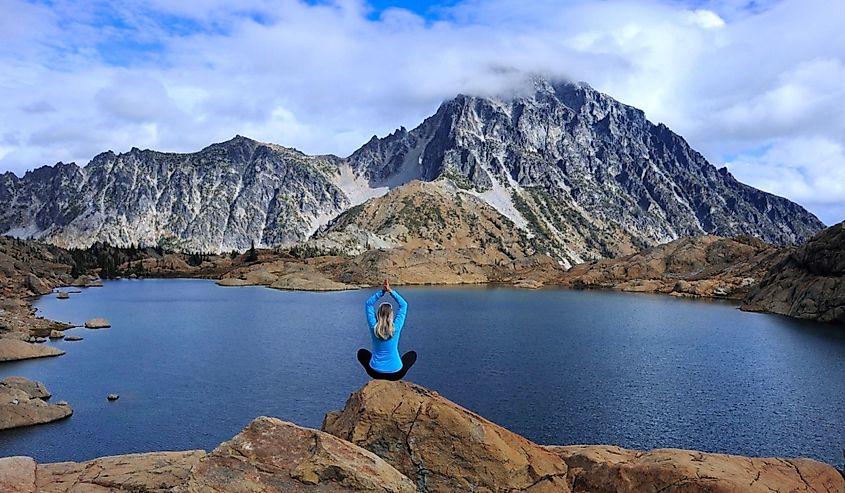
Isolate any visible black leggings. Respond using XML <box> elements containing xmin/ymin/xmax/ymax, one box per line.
<box><xmin>357</xmin><ymin>349</ymin><xmax>417</xmax><ymax>381</ymax></box>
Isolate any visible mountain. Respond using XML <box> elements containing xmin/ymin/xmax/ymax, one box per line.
<box><xmin>346</xmin><ymin>78</ymin><xmax>824</xmax><ymax>265</ymax></box>
<box><xmin>0</xmin><ymin>78</ymin><xmax>825</xmax><ymax>260</ymax></box>
<box><xmin>0</xmin><ymin>137</ymin><xmax>351</xmax><ymax>252</ymax></box>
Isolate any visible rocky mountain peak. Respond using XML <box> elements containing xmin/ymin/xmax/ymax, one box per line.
<box><xmin>0</xmin><ymin>76</ymin><xmax>825</xmax><ymax>258</ymax></box>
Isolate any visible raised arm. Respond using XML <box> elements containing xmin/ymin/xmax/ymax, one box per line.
<box><xmin>365</xmin><ymin>289</ymin><xmax>383</xmax><ymax>329</ymax></box>
<box><xmin>390</xmin><ymin>289</ymin><xmax>408</xmax><ymax>332</ymax></box>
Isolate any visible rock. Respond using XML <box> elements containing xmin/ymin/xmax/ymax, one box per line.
<box><xmin>84</xmin><ymin>318</ymin><xmax>111</xmax><ymax>328</ymax></box>
<box><xmin>0</xmin><ymin>377</ymin><xmax>72</xmax><ymax>430</ymax></box>
<box><xmin>1</xmin><ymin>377</ymin><xmax>51</xmax><ymax>400</ymax></box>
<box><xmin>323</xmin><ymin>380</ymin><xmax>571</xmax><ymax>493</ymax></box>
<box><xmin>26</xmin><ymin>273</ymin><xmax>53</xmax><ymax>296</ymax></box>
<box><xmin>36</xmin><ymin>450</ymin><xmax>205</xmax><ymax>492</ymax></box>
<box><xmin>560</xmin><ymin>235</ymin><xmax>783</xmax><ymax>300</ymax></box>
<box><xmin>548</xmin><ymin>444</ymin><xmax>845</xmax><ymax>493</ymax></box>
<box><xmin>744</xmin><ymin>221</ymin><xmax>845</xmax><ymax>324</ymax></box>
<box><xmin>215</xmin><ymin>277</ymin><xmax>249</xmax><ymax>287</ymax></box>
<box><xmin>34</xmin><ymin>337</ymin><xmax>46</xmax><ymax>343</ymax></box>
<box><xmin>72</xmin><ymin>275</ymin><xmax>104</xmax><ymax>287</ymax></box>
<box><xmin>270</xmin><ymin>272</ymin><xmax>356</xmax><ymax>291</ymax></box>
<box><xmin>48</xmin><ymin>330</ymin><xmax>64</xmax><ymax>339</ymax></box>
<box><xmin>0</xmin><ymin>456</ymin><xmax>36</xmax><ymax>493</ymax></box>
<box><xmin>107</xmin><ymin>393</ymin><xmax>119</xmax><ymax>401</ymax></box>
<box><xmin>244</xmin><ymin>268</ymin><xmax>279</xmax><ymax>285</ymax></box>
<box><xmin>712</xmin><ymin>285</ymin><xmax>731</xmax><ymax>296</ymax></box>
<box><xmin>514</xmin><ymin>279</ymin><xmax>544</xmax><ymax>289</ymax></box>
<box><xmin>63</xmin><ymin>335</ymin><xmax>83</xmax><ymax>341</ymax></box>
<box><xmin>56</xmin><ymin>291</ymin><xmax>69</xmax><ymax>299</ymax></box>
<box><xmin>180</xmin><ymin>416</ymin><xmax>416</xmax><ymax>492</ymax></box>
<box><xmin>0</xmin><ymin>338</ymin><xmax>64</xmax><ymax>362</ymax></box>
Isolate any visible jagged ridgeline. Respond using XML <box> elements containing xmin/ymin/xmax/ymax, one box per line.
<box><xmin>0</xmin><ymin>78</ymin><xmax>824</xmax><ymax>265</ymax></box>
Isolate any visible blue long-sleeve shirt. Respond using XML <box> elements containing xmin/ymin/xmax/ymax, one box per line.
<box><xmin>365</xmin><ymin>289</ymin><xmax>408</xmax><ymax>373</ymax></box>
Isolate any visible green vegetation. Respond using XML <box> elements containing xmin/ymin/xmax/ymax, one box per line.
<box><xmin>281</xmin><ymin>243</ymin><xmax>347</xmax><ymax>259</ymax></box>
<box><xmin>68</xmin><ymin>242</ymin><xmax>155</xmax><ymax>279</ymax></box>
<box><xmin>244</xmin><ymin>240</ymin><xmax>258</xmax><ymax>263</ymax></box>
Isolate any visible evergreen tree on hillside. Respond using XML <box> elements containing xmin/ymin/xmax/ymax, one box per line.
<box><xmin>245</xmin><ymin>240</ymin><xmax>258</xmax><ymax>262</ymax></box>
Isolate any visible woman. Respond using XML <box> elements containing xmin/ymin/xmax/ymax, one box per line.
<box><xmin>357</xmin><ymin>279</ymin><xmax>416</xmax><ymax>381</ymax></box>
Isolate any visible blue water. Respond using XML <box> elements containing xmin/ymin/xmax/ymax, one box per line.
<box><xmin>1</xmin><ymin>279</ymin><xmax>843</xmax><ymax>466</ymax></box>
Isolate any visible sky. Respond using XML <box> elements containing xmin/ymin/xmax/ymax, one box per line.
<box><xmin>1</xmin><ymin>0</ymin><xmax>843</xmax><ymax>224</ymax></box>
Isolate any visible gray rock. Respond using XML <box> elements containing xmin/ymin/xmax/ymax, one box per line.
<box><xmin>63</xmin><ymin>335</ymin><xmax>83</xmax><ymax>341</ymax></box>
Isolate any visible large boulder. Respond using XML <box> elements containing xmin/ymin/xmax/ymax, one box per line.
<box><xmin>84</xmin><ymin>318</ymin><xmax>111</xmax><ymax>329</ymax></box>
<box><xmin>26</xmin><ymin>273</ymin><xmax>52</xmax><ymax>296</ymax></box>
<box><xmin>0</xmin><ymin>377</ymin><xmax>72</xmax><ymax>430</ymax></box>
<box><xmin>0</xmin><ymin>338</ymin><xmax>64</xmax><ymax>362</ymax></box>
<box><xmin>549</xmin><ymin>445</ymin><xmax>845</xmax><ymax>493</ymax></box>
<box><xmin>322</xmin><ymin>380</ymin><xmax>571</xmax><ymax>493</ymax></box>
<box><xmin>179</xmin><ymin>416</ymin><xmax>416</xmax><ymax>492</ymax></box>
<box><xmin>36</xmin><ymin>451</ymin><xmax>205</xmax><ymax>492</ymax></box>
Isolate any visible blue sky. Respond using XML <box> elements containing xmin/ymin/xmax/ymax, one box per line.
<box><xmin>1</xmin><ymin>0</ymin><xmax>843</xmax><ymax>224</ymax></box>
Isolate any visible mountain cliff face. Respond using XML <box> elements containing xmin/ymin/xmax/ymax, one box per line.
<box><xmin>346</xmin><ymin>79</ymin><xmax>824</xmax><ymax>265</ymax></box>
<box><xmin>0</xmin><ymin>78</ymin><xmax>824</xmax><ymax>258</ymax></box>
<box><xmin>0</xmin><ymin>137</ymin><xmax>349</xmax><ymax>252</ymax></box>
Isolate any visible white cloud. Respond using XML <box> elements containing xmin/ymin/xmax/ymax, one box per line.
<box><xmin>0</xmin><ymin>0</ymin><xmax>842</xmax><ymax>224</ymax></box>
<box><xmin>726</xmin><ymin>137</ymin><xmax>845</xmax><ymax>222</ymax></box>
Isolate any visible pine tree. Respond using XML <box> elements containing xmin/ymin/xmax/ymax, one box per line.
<box><xmin>245</xmin><ymin>240</ymin><xmax>258</xmax><ymax>262</ymax></box>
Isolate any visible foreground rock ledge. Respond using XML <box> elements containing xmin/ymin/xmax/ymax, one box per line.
<box><xmin>549</xmin><ymin>444</ymin><xmax>845</xmax><ymax>493</ymax></box>
<box><xmin>1</xmin><ymin>381</ymin><xmax>843</xmax><ymax>492</ymax></box>
<box><xmin>323</xmin><ymin>381</ymin><xmax>844</xmax><ymax>493</ymax></box>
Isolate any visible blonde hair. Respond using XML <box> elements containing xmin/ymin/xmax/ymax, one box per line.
<box><xmin>374</xmin><ymin>303</ymin><xmax>395</xmax><ymax>340</ymax></box>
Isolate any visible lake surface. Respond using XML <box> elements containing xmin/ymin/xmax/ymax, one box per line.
<box><xmin>1</xmin><ymin>279</ymin><xmax>843</xmax><ymax>466</ymax></box>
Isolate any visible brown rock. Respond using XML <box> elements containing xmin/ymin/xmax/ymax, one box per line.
<box><xmin>323</xmin><ymin>380</ymin><xmax>571</xmax><ymax>493</ymax></box>
<box><xmin>72</xmin><ymin>275</ymin><xmax>103</xmax><ymax>287</ymax></box>
<box><xmin>0</xmin><ymin>338</ymin><xmax>64</xmax><ymax>362</ymax></box>
<box><xmin>180</xmin><ymin>416</ymin><xmax>415</xmax><ymax>492</ymax></box>
<box><xmin>0</xmin><ymin>377</ymin><xmax>72</xmax><ymax>430</ymax></box>
<box><xmin>56</xmin><ymin>291</ymin><xmax>69</xmax><ymax>299</ymax></box>
<box><xmin>37</xmin><ymin>450</ymin><xmax>205</xmax><ymax>492</ymax></box>
<box><xmin>48</xmin><ymin>330</ymin><xmax>65</xmax><ymax>339</ymax></box>
<box><xmin>0</xmin><ymin>456</ymin><xmax>36</xmax><ymax>493</ymax></box>
<box><xmin>215</xmin><ymin>277</ymin><xmax>249</xmax><ymax>287</ymax></box>
<box><xmin>744</xmin><ymin>221</ymin><xmax>845</xmax><ymax>324</ymax></box>
<box><xmin>26</xmin><ymin>273</ymin><xmax>53</xmax><ymax>296</ymax></box>
<box><xmin>548</xmin><ymin>444</ymin><xmax>845</xmax><ymax>493</ymax></box>
<box><xmin>559</xmin><ymin>235</ymin><xmax>783</xmax><ymax>300</ymax></box>
<box><xmin>270</xmin><ymin>272</ymin><xmax>356</xmax><ymax>291</ymax></box>
<box><xmin>84</xmin><ymin>318</ymin><xmax>111</xmax><ymax>329</ymax></box>
<box><xmin>1</xmin><ymin>376</ymin><xmax>51</xmax><ymax>399</ymax></box>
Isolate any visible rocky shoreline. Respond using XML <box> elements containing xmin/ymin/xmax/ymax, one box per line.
<box><xmin>1</xmin><ymin>380</ymin><xmax>842</xmax><ymax>492</ymax></box>
<box><xmin>0</xmin><ymin>377</ymin><xmax>71</xmax><ymax>431</ymax></box>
